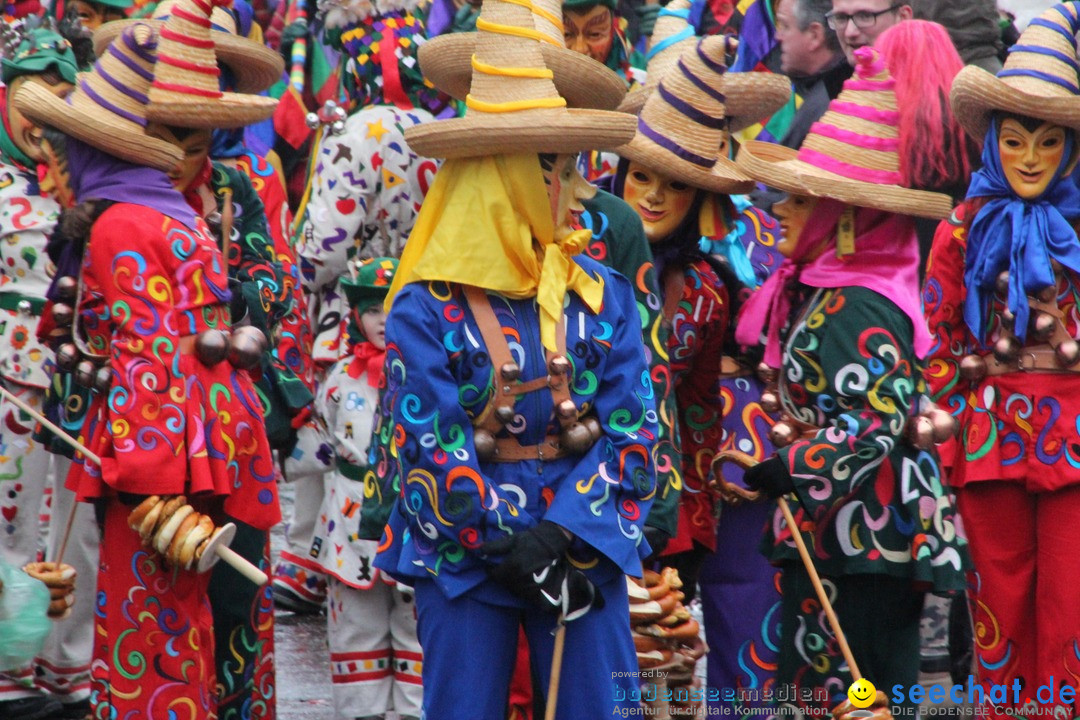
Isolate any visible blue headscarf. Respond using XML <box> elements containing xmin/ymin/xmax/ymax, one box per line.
<box><xmin>963</xmin><ymin>114</ymin><xmax>1080</xmax><ymax>345</ymax></box>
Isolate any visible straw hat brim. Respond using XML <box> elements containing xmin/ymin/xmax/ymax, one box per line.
<box><xmin>618</xmin><ymin>134</ymin><xmax>754</xmax><ymax>194</ymax></box>
<box><xmin>404</xmin><ymin>108</ymin><xmax>637</xmax><ymax>158</ymax></box>
<box><xmin>93</xmin><ymin>20</ymin><xmax>284</xmax><ymax>94</ymax></box>
<box><xmin>736</xmin><ymin>141</ymin><xmax>953</xmax><ymax>220</ymax></box>
<box><xmin>146</xmin><ymin>92</ymin><xmax>279</xmax><ymax>129</ymax></box>
<box><xmin>618</xmin><ymin>72</ymin><xmax>792</xmax><ymax>133</ymax></box>
<box><xmin>417</xmin><ymin>33</ymin><xmax>628</xmax><ymax>111</ymax></box>
<box><xmin>950</xmin><ymin>64</ymin><xmax>1080</xmax><ymax>140</ymax></box>
<box><xmin>14</xmin><ymin>82</ymin><xmax>183</xmax><ymax>172</ymax></box>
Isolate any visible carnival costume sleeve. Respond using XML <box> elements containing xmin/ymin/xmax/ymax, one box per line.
<box><xmin>778</xmin><ymin>287</ymin><xmax>916</xmax><ymax>517</ymax></box>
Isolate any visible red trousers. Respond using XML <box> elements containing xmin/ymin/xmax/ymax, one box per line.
<box><xmin>91</xmin><ymin>500</ymin><xmax>217</xmax><ymax>720</ymax></box>
<box><xmin>958</xmin><ymin>482</ymin><xmax>1080</xmax><ymax>716</ymax></box>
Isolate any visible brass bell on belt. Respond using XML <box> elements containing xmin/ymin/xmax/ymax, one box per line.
<box><xmin>474</xmin><ymin>429</ymin><xmax>497</xmax><ymax>461</ymax></box>
<box><xmin>1038</xmin><ymin>284</ymin><xmax>1057</xmax><ymax>304</ymax></box>
<box><xmin>768</xmin><ymin>422</ymin><xmax>795</xmax><ymax>448</ymax></box>
<box><xmin>1033</xmin><ymin>313</ymin><xmax>1056</xmax><ymax>341</ymax></box>
<box><xmin>500</xmin><ymin>363</ymin><xmax>521</xmax><ymax>382</ymax></box>
<box><xmin>927</xmin><ymin>407</ymin><xmax>959</xmax><ymax>443</ymax></box>
<box><xmin>494</xmin><ymin>405</ymin><xmax>515</xmax><ymax>424</ymax></box>
<box><xmin>195</xmin><ymin>330</ymin><xmax>229</xmax><ymax>366</ymax></box>
<box><xmin>907</xmin><ymin>416</ymin><xmax>934</xmax><ymax>450</ymax></box>
<box><xmin>582</xmin><ymin>416</ymin><xmax>602</xmax><ymax>442</ymax></box>
<box><xmin>55</xmin><ymin>276</ymin><xmax>77</xmax><ymax>301</ymax></box>
<box><xmin>548</xmin><ymin>356</ymin><xmax>570</xmax><ymax>376</ymax></box>
<box><xmin>228</xmin><ymin>326</ymin><xmax>267</xmax><ymax>371</ymax></box>
<box><xmin>756</xmin><ymin>362</ymin><xmax>778</xmax><ymax>384</ymax></box>
<box><xmin>93</xmin><ymin>366</ymin><xmax>113</xmax><ymax>394</ymax></box>
<box><xmin>994</xmin><ymin>271</ymin><xmax>1010</xmax><ymax>295</ymax></box>
<box><xmin>759</xmin><ymin>390</ymin><xmax>780</xmax><ymax>414</ymax></box>
<box><xmin>992</xmin><ymin>336</ymin><xmax>1020</xmax><ymax>363</ymax></box>
<box><xmin>556</xmin><ymin>399</ymin><xmax>577</xmax><ymax>420</ymax></box>
<box><xmin>1055</xmin><ymin>339</ymin><xmax>1080</xmax><ymax>367</ymax></box>
<box><xmin>56</xmin><ymin>343</ymin><xmax>79</xmax><ymax>372</ymax></box>
<box><xmin>959</xmin><ymin>355</ymin><xmax>987</xmax><ymax>382</ymax></box>
<box><xmin>560</xmin><ymin>422</ymin><xmax>592</xmax><ymax>454</ymax></box>
<box><xmin>52</xmin><ymin>303</ymin><xmax>74</xmax><ymax>328</ymax></box>
<box><xmin>74</xmin><ymin>360</ymin><xmax>96</xmax><ymax>388</ymax></box>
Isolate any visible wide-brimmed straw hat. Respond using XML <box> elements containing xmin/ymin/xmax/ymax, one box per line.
<box><xmin>414</xmin><ymin>0</ymin><xmax>626</xmax><ymax>111</ymax></box>
<box><xmin>735</xmin><ymin>46</ymin><xmax>953</xmax><ymax>220</ymax></box>
<box><xmin>404</xmin><ymin>0</ymin><xmax>637</xmax><ymax>158</ymax></box>
<box><xmin>617</xmin><ymin>36</ymin><xmax>759</xmax><ymax>194</ymax></box>
<box><xmin>144</xmin><ymin>0</ymin><xmax>278</xmax><ymax>128</ymax></box>
<box><xmin>93</xmin><ymin>0</ymin><xmax>283</xmax><ymax>93</ymax></box>
<box><xmin>951</xmin><ymin>2</ymin><xmax>1080</xmax><ymax>139</ymax></box>
<box><xmin>617</xmin><ymin>0</ymin><xmax>790</xmax><ymax>132</ymax></box>
<box><xmin>13</xmin><ymin>24</ymin><xmax>183</xmax><ymax>172</ymax></box>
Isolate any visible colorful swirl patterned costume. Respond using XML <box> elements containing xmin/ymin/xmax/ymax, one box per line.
<box><xmin>925</xmin><ymin>200</ymin><xmax>1080</xmax><ymax>711</ymax></box>
<box><xmin>373</xmin><ymin>258</ymin><xmax>657</xmax><ymax>597</ymax></box>
<box><xmin>67</xmin><ymin>203</ymin><xmax>280</xmax><ymax>720</ymax></box>
<box><xmin>767</xmin><ymin>284</ymin><xmax>968</xmax><ymax>711</ymax></box>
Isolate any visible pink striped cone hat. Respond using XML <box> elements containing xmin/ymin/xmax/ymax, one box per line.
<box><xmin>735</xmin><ymin>46</ymin><xmax>953</xmax><ymax>219</ymax></box>
<box><xmin>146</xmin><ymin>0</ymin><xmax>278</xmax><ymax>128</ymax></box>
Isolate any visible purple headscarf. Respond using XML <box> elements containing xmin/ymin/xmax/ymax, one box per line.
<box><xmin>66</xmin><ymin>136</ymin><xmax>198</xmax><ymax>230</ymax></box>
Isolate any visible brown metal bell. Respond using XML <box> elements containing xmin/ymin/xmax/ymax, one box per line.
<box><xmin>582</xmin><ymin>416</ymin><xmax>602</xmax><ymax>441</ymax></box>
<box><xmin>74</xmin><ymin>360</ymin><xmax>96</xmax><ymax>388</ymax></box>
<box><xmin>195</xmin><ymin>330</ymin><xmax>229</xmax><ymax>366</ymax></box>
<box><xmin>1033</xmin><ymin>313</ymin><xmax>1056</xmax><ymax>341</ymax></box>
<box><xmin>756</xmin><ymin>362</ymin><xmax>778</xmax><ymax>384</ymax></box>
<box><xmin>560</xmin><ymin>422</ymin><xmax>593</xmax><ymax>454</ymax></box>
<box><xmin>1038</xmin><ymin>284</ymin><xmax>1058</xmax><ymax>304</ymax></box>
<box><xmin>556</xmin><ymin>399</ymin><xmax>578</xmax><ymax>420</ymax></box>
<box><xmin>93</xmin><ymin>366</ymin><xmax>112</xmax><ymax>394</ymax></box>
<box><xmin>55</xmin><ymin>276</ymin><xmax>78</xmax><ymax>301</ymax></box>
<box><xmin>548</xmin><ymin>356</ymin><xmax>571</xmax><ymax>376</ymax></box>
<box><xmin>473</xmin><ymin>429</ymin><xmax>497</xmax><ymax>461</ymax></box>
<box><xmin>227</xmin><ymin>326</ymin><xmax>266</xmax><ymax>371</ymax></box>
<box><xmin>759</xmin><ymin>391</ymin><xmax>780</xmax><ymax>414</ymax></box>
<box><xmin>500</xmin><ymin>363</ymin><xmax>521</xmax><ymax>382</ymax></box>
<box><xmin>928</xmin><ymin>407</ymin><xmax>959</xmax><ymax>444</ymax></box>
<box><xmin>55</xmin><ymin>343</ymin><xmax>79</xmax><ymax>372</ymax></box>
<box><xmin>1000</xmin><ymin>308</ymin><xmax>1015</xmax><ymax>329</ymax></box>
<box><xmin>51</xmin><ymin>303</ymin><xmax>74</xmax><ymax>328</ymax></box>
<box><xmin>768</xmin><ymin>422</ymin><xmax>795</xmax><ymax>448</ymax></box>
<box><xmin>1056</xmin><ymin>339</ymin><xmax>1080</xmax><ymax>367</ymax></box>
<box><xmin>907</xmin><ymin>416</ymin><xmax>934</xmax><ymax>450</ymax></box>
<box><xmin>959</xmin><ymin>354</ymin><xmax>987</xmax><ymax>382</ymax></box>
<box><xmin>995</xmin><ymin>271</ymin><xmax>1010</xmax><ymax>295</ymax></box>
<box><xmin>494</xmin><ymin>405</ymin><xmax>515</xmax><ymax>424</ymax></box>
<box><xmin>993</xmin><ymin>336</ymin><xmax>1020</xmax><ymax>363</ymax></box>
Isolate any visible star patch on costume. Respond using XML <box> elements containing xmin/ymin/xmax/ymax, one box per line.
<box><xmin>366</xmin><ymin>118</ymin><xmax>389</xmax><ymax>142</ymax></box>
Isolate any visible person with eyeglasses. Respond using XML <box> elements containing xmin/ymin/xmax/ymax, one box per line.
<box><xmin>826</xmin><ymin>0</ymin><xmax>911</xmax><ymax>65</ymax></box>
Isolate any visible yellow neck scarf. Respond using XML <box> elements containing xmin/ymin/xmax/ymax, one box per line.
<box><xmin>386</xmin><ymin>153</ymin><xmax>605</xmax><ymax>351</ymax></box>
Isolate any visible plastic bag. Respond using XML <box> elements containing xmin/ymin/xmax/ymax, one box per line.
<box><xmin>0</xmin><ymin>561</ymin><xmax>51</xmax><ymax>672</ymax></box>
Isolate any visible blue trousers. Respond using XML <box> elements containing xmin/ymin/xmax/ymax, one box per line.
<box><xmin>413</xmin><ymin>575</ymin><xmax>639</xmax><ymax>720</ymax></box>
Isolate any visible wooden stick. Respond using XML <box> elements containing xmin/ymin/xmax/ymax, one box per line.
<box><xmin>0</xmin><ymin>384</ymin><xmax>268</xmax><ymax>587</ymax></box>
<box><xmin>777</xmin><ymin>496</ymin><xmax>862</xmax><ymax>681</ymax></box>
<box><xmin>545</xmin><ymin>622</ymin><xmax>568</xmax><ymax>720</ymax></box>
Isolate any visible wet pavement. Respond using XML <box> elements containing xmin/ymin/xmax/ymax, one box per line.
<box><xmin>271</xmin><ymin>482</ymin><xmax>336</xmax><ymax>720</ymax></box>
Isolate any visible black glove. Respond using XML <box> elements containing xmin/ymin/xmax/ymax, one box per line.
<box><xmin>743</xmin><ymin>456</ymin><xmax>796</xmax><ymax>499</ymax></box>
<box><xmin>496</xmin><ymin>555</ymin><xmax>605</xmax><ymax>621</ymax></box>
<box><xmin>480</xmin><ymin>521</ymin><xmax>572</xmax><ymax>584</ymax></box>
<box><xmin>642</xmin><ymin>525</ymin><xmax>669</xmax><ymax>563</ymax></box>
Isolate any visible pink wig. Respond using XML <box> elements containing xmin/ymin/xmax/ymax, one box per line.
<box><xmin>876</xmin><ymin>20</ymin><xmax>974</xmax><ymax>192</ymax></box>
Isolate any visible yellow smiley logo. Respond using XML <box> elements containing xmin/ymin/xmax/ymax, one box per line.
<box><xmin>847</xmin><ymin>679</ymin><xmax>877</xmax><ymax>709</ymax></box>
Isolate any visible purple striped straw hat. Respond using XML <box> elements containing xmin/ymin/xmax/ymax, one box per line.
<box><xmin>618</xmin><ymin>0</ymin><xmax>790</xmax><ymax>133</ymax></box>
<box><xmin>616</xmin><ymin>35</ymin><xmax>761</xmax><ymax>194</ymax></box>
<box><xmin>13</xmin><ymin>23</ymin><xmax>183</xmax><ymax>172</ymax></box>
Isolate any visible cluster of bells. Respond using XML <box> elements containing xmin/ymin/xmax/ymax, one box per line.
<box><xmin>754</xmin><ymin>362</ymin><xmax>957</xmax><ymax>453</ymax></box>
<box><xmin>50</xmin><ymin>275</ymin><xmax>269</xmax><ymax>393</ymax></box>
<box><xmin>959</xmin><ymin>271</ymin><xmax>1079</xmax><ymax>382</ymax></box>
<box><xmin>305</xmin><ymin>99</ymin><xmax>348</xmax><ymax>136</ymax></box>
<box><xmin>473</xmin><ymin>356</ymin><xmax>602</xmax><ymax>461</ymax></box>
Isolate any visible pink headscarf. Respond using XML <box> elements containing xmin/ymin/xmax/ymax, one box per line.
<box><xmin>735</xmin><ymin>197</ymin><xmax>932</xmax><ymax>367</ymax></box>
